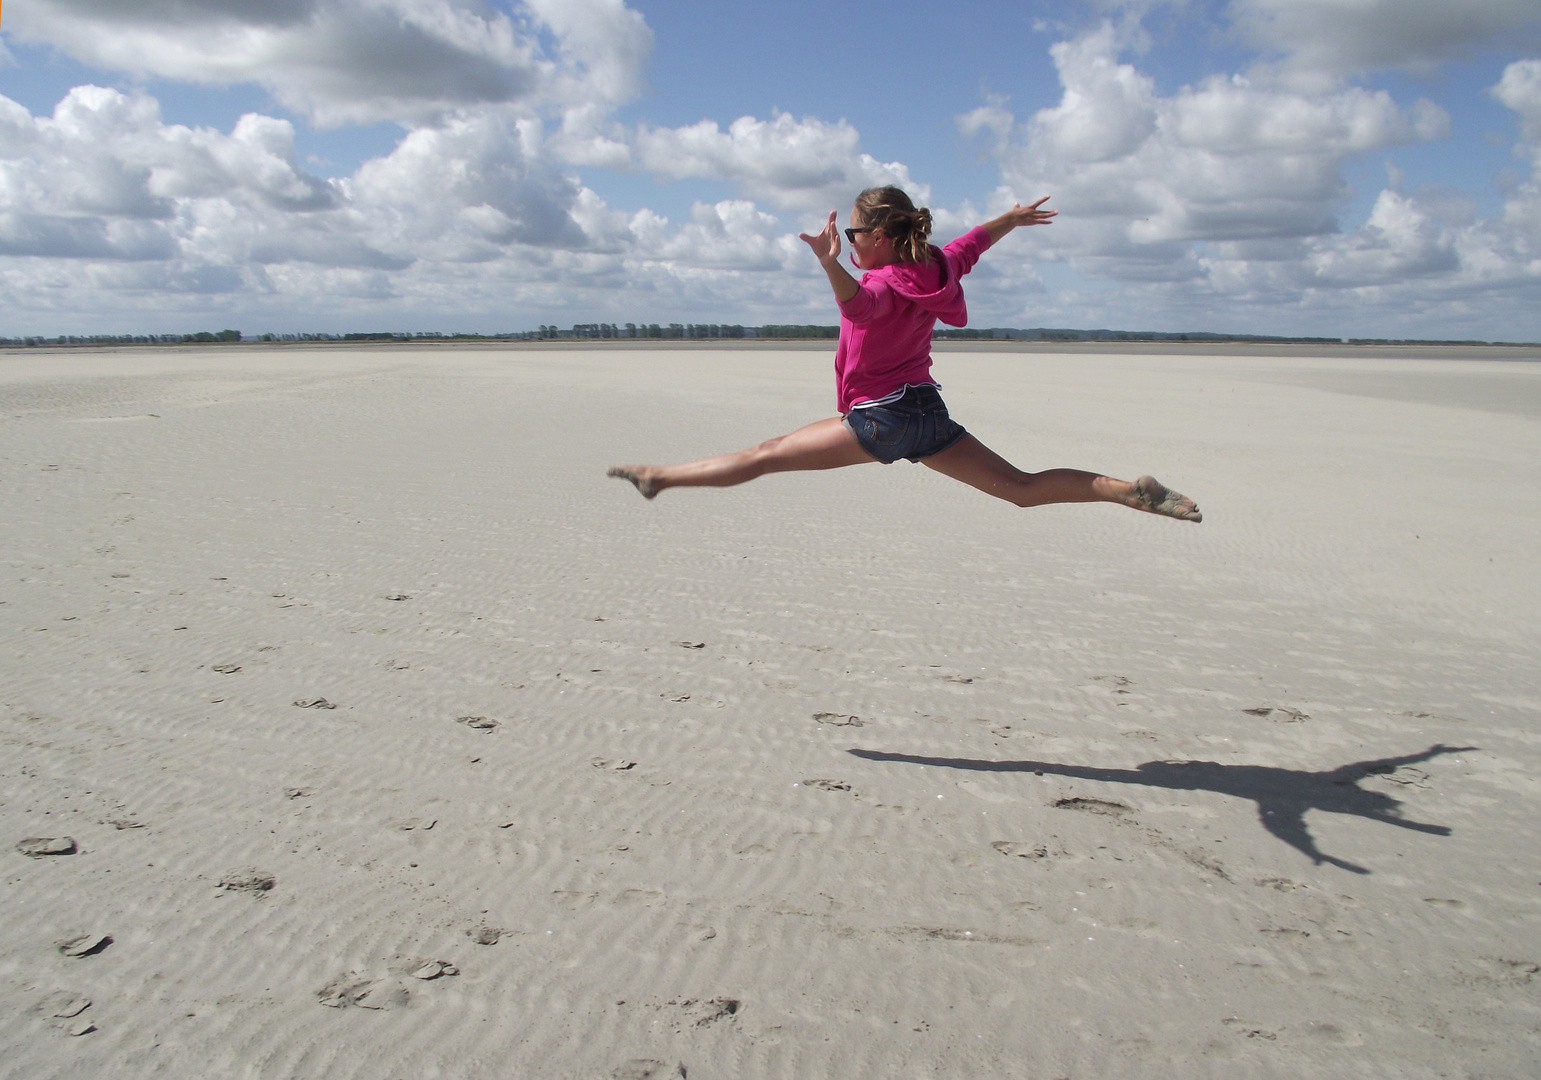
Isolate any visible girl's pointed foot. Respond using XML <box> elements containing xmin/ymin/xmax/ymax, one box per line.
<box><xmin>608</xmin><ymin>467</ymin><xmax>660</xmax><ymax>499</ymax></box>
<box><xmin>1129</xmin><ymin>475</ymin><xmax>1201</xmax><ymax>522</ymax></box>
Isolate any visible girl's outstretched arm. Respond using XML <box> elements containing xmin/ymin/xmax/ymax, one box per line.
<box><xmin>982</xmin><ymin>196</ymin><xmax>1056</xmax><ymax>245</ymax></box>
<box><xmin>798</xmin><ymin>210</ymin><xmax>860</xmax><ymax>302</ymax></box>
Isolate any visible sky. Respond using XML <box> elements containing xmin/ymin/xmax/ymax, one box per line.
<box><xmin>1</xmin><ymin>0</ymin><xmax>1540</xmax><ymax>340</ymax></box>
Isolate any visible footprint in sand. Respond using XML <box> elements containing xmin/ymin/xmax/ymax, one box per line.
<box><xmin>33</xmin><ymin>991</ymin><xmax>94</xmax><ymax>1036</ymax></box>
<box><xmin>551</xmin><ymin>889</ymin><xmax>599</xmax><ymax>909</ymax></box>
<box><xmin>219</xmin><ymin>869</ymin><xmax>276</xmax><ymax>895</ymax></box>
<box><xmin>409</xmin><ymin>959</ymin><xmax>458</xmax><ymax>980</ymax></box>
<box><xmin>17</xmin><ymin>837</ymin><xmax>77</xmax><ymax>857</ymax></box>
<box><xmin>627</xmin><ymin>997</ymin><xmax>740</xmax><ymax>1033</ymax></box>
<box><xmin>284</xmin><ymin>787</ymin><xmax>314</xmax><ymax>799</ymax></box>
<box><xmin>211</xmin><ymin>663</ymin><xmax>242</xmax><ymax>674</ymax></box>
<box><xmin>1255</xmin><ymin>876</ymin><xmax>1303</xmax><ymax>892</ymax></box>
<box><xmin>318</xmin><ymin>959</ymin><xmax>458</xmax><ymax>1010</ymax></box>
<box><xmin>1300</xmin><ymin>1021</ymin><xmax>1364</xmax><ymax>1047</ymax></box>
<box><xmin>56</xmin><ymin>933</ymin><xmax>112</xmax><ymax>958</ymax></box>
<box><xmin>1402</xmin><ymin>709</ymin><xmax>1468</xmax><ymax>724</ymax></box>
<box><xmin>35</xmin><ymin>991</ymin><xmax>91</xmax><ymax>1018</ymax></box>
<box><xmin>388</xmin><ymin>818</ymin><xmax>436</xmax><ymax>831</ymax></box>
<box><xmin>1222</xmin><ymin>1017</ymin><xmax>1279</xmax><ymax>1041</ymax></box>
<box><xmin>457</xmin><ymin>715</ymin><xmax>500</xmax><ymax>733</ymax></box>
<box><xmin>992</xmin><ymin>841</ymin><xmax>1050</xmax><ymax>859</ymax></box>
<box><xmin>591</xmin><ymin>758</ymin><xmax>637</xmax><ymax>771</ymax></box>
<box><xmin>612</xmin><ymin>1062</ymin><xmax>686</xmax><ymax>1080</ymax></box>
<box><xmin>317</xmin><ymin>973</ymin><xmax>409</xmax><ymax>1010</ymax></box>
<box><xmin>674</xmin><ymin>641</ymin><xmax>706</xmax><ymax>650</ymax></box>
<box><xmin>293</xmin><ymin>697</ymin><xmax>337</xmax><ymax>709</ymax></box>
<box><xmin>383</xmin><ymin>593</ymin><xmax>413</xmax><ymax>602</ymax></box>
<box><xmin>1053</xmin><ymin>796</ymin><xmax>1133</xmax><ymax>817</ymax></box>
<box><xmin>688</xmin><ymin>997</ymin><xmax>740</xmax><ymax>1026</ymax></box>
<box><xmin>1093</xmin><ymin>675</ymin><xmax>1133</xmax><ymax>696</ymax></box>
<box><xmin>1243</xmin><ymin>705</ymin><xmax>1308</xmax><ymax>722</ymax></box>
<box><xmin>1479</xmin><ymin>958</ymin><xmax>1539</xmax><ymax>985</ymax></box>
<box><xmin>468</xmin><ymin>925</ymin><xmax>502</xmax><ymax>945</ymax></box>
<box><xmin>802</xmin><ymin>778</ymin><xmax>852</xmax><ymax>792</ymax></box>
<box><xmin>1362</xmin><ymin>763</ymin><xmax>1430</xmax><ymax>788</ymax></box>
<box><xmin>812</xmin><ymin>711</ymin><xmax>861</xmax><ymax>727</ymax></box>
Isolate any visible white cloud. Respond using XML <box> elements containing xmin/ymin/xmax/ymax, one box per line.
<box><xmin>1305</xmin><ymin>190</ymin><xmax>1458</xmax><ymax>284</ymax></box>
<box><xmin>633</xmin><ymin>113</ymin><xmax>928</xmax><ymax>214</ymax></box>
<box><xmin>648</xmin><ymin>200</ymin><xmax>788</xmax><ymax>271</ymax></box>
<box><xmin>4</xmin><ymin>0</ymin><xmax>651</xmax><ymax>127</ymax></box>
<box><xmin>1493</xmin><ymin>59</ymin><xmax>1541</xmax><ymax>147</ymax></box>
<box><xmin>0</xmin><ymin>1</ymin><xmax>933</xmax><ymax>329</ymax></box>
<box><xmin>0</xmin><ymin>83</ymin><xmax>847</xmax><ymax>331</ymax></box>
<box><xmin>1001</xmin><ymin>25</ymin><xmax>1447</xmax><ymax>250</ymax></box>
<box><xmin>347</xmin><ymin>113</ymin><xmax>589</xmax><ymax>256</ymax></box>
<box><xmin>3</xmin><ymin>4</ymin><xmax>1536</xmax><ymax>339</ymax></box>
<box><xmin>977</xmin><ymin>26</ymin><xmax>1451</xmax><ymax>278</ymax></box>
<box><xmin>1028</xmin><ymin>30</ymin><xmax>1158</xmax><ymax>165</ymax></box>
<box><xmin>956</xmin><ymin>95</ymin><xmax>1014</xmax><ymax>145</ymax></box>
<box><xmin>945</xmin><ymin>27</ymin><xmax>1541</xmax><ymax>337</ymax></box>
<box><xmin>1231</xmin><ymin>0</ymin><xmax>1541</xmax><ymax>83</ymax></box>
<box><xmin>521</xmin><ymin>0</ymin><xmax>652</xmax><ymax>108</ymax></box>
<box><xmin>0</xmin><ymin>85</ymin><xmax>355</xmax><ymax>267</ymax></box>
<box><xmin>544</xmin><ymin>103</ymin><xmax>633</xmax><ymax>169</ymax></box>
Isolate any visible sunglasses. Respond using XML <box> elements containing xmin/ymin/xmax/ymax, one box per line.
<box><xmin>844</xmin><ymin>226</ymin><xmax>876</xmax><ymax>243</ymax></box>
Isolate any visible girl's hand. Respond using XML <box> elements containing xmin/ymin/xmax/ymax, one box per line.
<box><xmin>800</xmin><ymin>209</ymin><xmax>860</xmax><ymax>302</ymax></box>
<box><xmin>1006</xmin><ymin>196</ymin><xmax>1056</xmax><ymax>228</ymax></box>
<box><xmin>798</xmin><ymin>211</ymin><xmax>841</xmax><ymax>264</ymax></box>
<box><xmin>984</xmin><ymin>196</ymin><xmax>1055</xmax><ymax>244</ymax></box>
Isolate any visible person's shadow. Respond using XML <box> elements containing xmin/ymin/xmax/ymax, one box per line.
<box><xmin>848</xmin><ymin>743</ymin><xmax>1473</xmax><ymax>874</ymax></box>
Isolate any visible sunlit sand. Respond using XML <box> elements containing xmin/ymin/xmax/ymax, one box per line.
<box><xmin>3</xmin><ymin>341</ymin><xmax>1538</xmax><ymax>1078</ymax></box>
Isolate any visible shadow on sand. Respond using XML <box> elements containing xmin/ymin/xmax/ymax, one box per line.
<box><xmin>849</xmin><ymin>743</ymin><xmax>1473</xmax><ymax>874</ymax></box>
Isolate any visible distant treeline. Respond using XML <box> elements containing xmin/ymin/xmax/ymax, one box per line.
<box><xmin>2</xmin><ymin>330</ymin><xmax>243</xmax><ymax>346</ymax></box>
<box><xmin>931</xmin><ymin>327</ymin><xmax>1501</xmax><ymax>345</ymax></box>
<box><xmin>536</xmin><ymin>323</ymin><xmax>748</xmax><ymax>339</ymax></box>
<box><xmin>1</xmin><ymin>325</ymin><xmax>1525</xmax><ymax>347</ymax></box>
<box><xmin>933</xmin><ymin>327</ymin><xmax>1345</xmax><ymax>342</ymax></box>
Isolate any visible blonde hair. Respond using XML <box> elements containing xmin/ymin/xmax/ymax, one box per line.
<box><xmin>855</xmin><ymin>186</ymin><xmax>934</xmax><ymax>264</ymax></box>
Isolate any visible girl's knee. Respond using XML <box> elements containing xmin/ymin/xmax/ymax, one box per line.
<box><xmin>749</xmin><ymin>435</ymin><xmax>786</xmax><ymax>465</ymax></box>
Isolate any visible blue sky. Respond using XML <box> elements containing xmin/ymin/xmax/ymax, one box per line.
<box><xmin>2</xmin><ymin>1</ymin><xmax>1540</xmax><ymax>339</ymax></box>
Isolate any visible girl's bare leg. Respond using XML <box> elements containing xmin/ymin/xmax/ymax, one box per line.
<box><xmin>921</xmin><ymin>434</ymin><xmax>1201</xmax><ymax>521</ymax></box>
<box><xmin>609</xmin><ymin>416</ymin><xmax>877</xmax><ymax>498</ymax></box>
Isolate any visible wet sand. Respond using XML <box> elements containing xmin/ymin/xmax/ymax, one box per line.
<box><xmin>2</xmin><ymin>342</ymin><xmax>1538</xmax><ymax>1079</ymax></box>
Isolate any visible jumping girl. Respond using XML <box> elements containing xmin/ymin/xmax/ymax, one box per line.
<box><xmin>608</xmin><ymin>187</ymin><xmax>1201</xmax><ymax>523</ymax></box>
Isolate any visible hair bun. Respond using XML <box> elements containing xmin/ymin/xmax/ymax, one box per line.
<box><xmin>855</xmin><ymin>185</ymin><xmax>934</xmax><ymax>264</ymax></box>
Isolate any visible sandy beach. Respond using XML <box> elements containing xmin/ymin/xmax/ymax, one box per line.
<box><xmin>2</xmin><ymin>341</ymin><xmax>1539</xmax><ymax>1079</ymax></box>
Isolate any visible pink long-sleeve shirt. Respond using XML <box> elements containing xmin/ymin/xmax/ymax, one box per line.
<box><xmin>832</xmin><ymin>225</ymin><xmax>993</xmax><ymax>413</ymax></box>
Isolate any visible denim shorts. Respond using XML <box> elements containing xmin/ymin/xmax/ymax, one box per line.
<box><xmin>844</xmin><ymin>384</ymin><xmax>968</xmax><ymax>464</ymax></box>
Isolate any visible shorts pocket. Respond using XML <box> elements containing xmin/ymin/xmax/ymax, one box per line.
<box><xmin>861</xmin><ymin>408</ymin><xmax>912</xmax><ymax>450</ymax></box>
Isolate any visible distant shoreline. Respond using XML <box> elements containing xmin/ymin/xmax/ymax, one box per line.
<box><xmin>4</xmin><ymin>338</ymin><xmax>1539</xmax><ymax>363</ymax></box>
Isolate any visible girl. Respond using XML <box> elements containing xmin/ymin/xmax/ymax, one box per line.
<box><xmin>609</xmin><ymin>187</ymin><xmax>1201</xmax><ymax>523</ymax></box>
